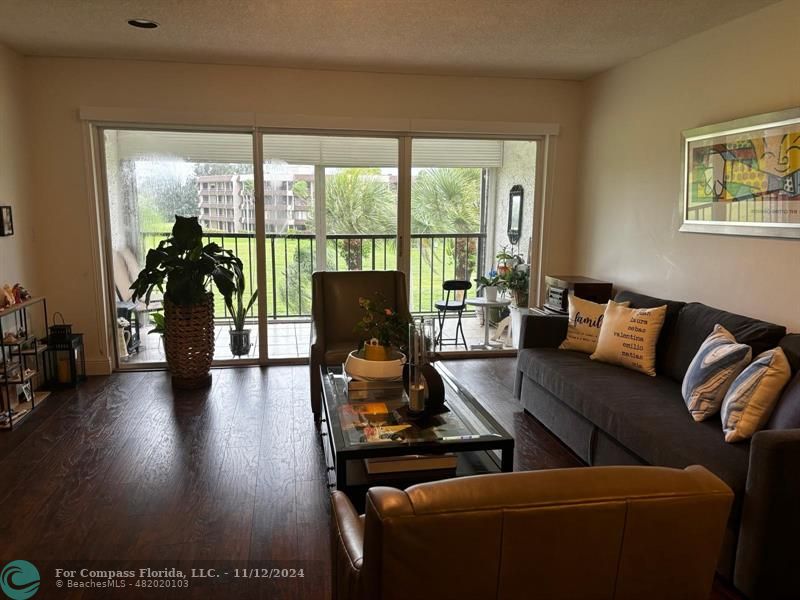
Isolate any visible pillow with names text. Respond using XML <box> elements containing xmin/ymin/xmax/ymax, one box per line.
<box><xmin>590</xmin><ymin>303</ymin><xmax>667</xmax><ymax>377</ymax></box>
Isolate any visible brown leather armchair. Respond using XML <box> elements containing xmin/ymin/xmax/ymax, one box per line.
<box><xmin>331</xmin><ymin>465</ymin><xmax>733</xmax><ymax>600</ymax></box>
<box><xmin>310</xmin><ymin>270</ymin><xmax>410</xmax><ymax>419</ymax></box>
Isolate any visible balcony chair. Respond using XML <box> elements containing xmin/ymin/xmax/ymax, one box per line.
<box><xmin>434</xmin><ymin>279</ymin><xmax>471</xmax><ymax>350</ymax></box>
<box><xmin>310</xmin><ymin>270</ymin><xmax>410</xmax><ymax>420</ymax></box>
<box><xmin>112</xmin><ymin>248</ymin><xmax>163</xmax><ymax>355</ymax></box>
<box><xmin>331</xmin><ymin>465</ymin><xmax>733</xmax><ymax>600</ymax></box>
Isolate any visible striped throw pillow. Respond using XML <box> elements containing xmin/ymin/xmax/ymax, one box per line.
<box><xmin>681</xmin><ymin>325</ymin><xmax>752</xmax><ymax>422</ymax></box>
<box><xmin>721</xmin><ymin>347</ymin><xmax>791</xmax><ymax>443</ymax></box>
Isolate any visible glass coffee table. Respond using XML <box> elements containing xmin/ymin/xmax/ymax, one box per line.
<box><xmin>319</xmin><ymin>362</ymin><xmax>514</xmax><ymax>503</ymax></box>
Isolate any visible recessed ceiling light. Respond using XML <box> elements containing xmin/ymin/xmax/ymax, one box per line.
<box><xmin>127</xmin><ymin>18</ymin><xmax>159</xmax><ymax>29</ymax></box>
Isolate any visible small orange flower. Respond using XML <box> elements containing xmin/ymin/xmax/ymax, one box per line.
<box><xmin>384</xmin><ymin>308</ymin><xmax>393</xmax><ymax>316</ymax></box>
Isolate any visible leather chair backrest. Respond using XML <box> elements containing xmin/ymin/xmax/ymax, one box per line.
<box><xmin>314</xmin><ymin>270</ymin><xmax>409</xmax><ymax>343</ymax></box>
<box><xmin>362</xmin><ymin>466</ymin><xmax>732</xmax><ymax>600</ymax></box>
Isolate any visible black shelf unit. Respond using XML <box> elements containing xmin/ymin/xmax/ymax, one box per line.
<box><xmin>0</xmin><ymin>297</ymin><xmax>49</xmax><ymax>430</ymax></box>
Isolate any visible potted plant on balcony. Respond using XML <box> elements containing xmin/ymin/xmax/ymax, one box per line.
<box><xmin>495</xmin><ymin>245</ymin><xmax>516</xmax><ymax>278</ymax></box>
<box><xmin>130</xmin><ymin>216</ymin><xmax>241</xmax><ymax>388</ymax></box>
<box><xmin>225</xmin><ymin>267</ymin><xmax>258</xmax><ymax>357</ymax></box>
<box><xmin>476</xmin><ymin>270</ymin><xmax>503</xmax><ymax>302</ymax></box>
<box><xmin>503</xmin><ymin>262</ymin><xmax>530</xmax><ymax>308</ymax></box>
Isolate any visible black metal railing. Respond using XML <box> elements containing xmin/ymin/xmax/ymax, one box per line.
<box><xmin>139</xmin><ymin>231</ymin><xmax>485</xmax><ymax>320</ymax></box>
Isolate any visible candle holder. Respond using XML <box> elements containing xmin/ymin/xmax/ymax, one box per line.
<box><xmin>403</xmin><ymin>316</ymin><xmax>446</xmax><ymax>415</ymax></box>
<box><xmin>407</xmin><ymin>317</ymin><xmax>426</xmax><ymax>414</ymax></box>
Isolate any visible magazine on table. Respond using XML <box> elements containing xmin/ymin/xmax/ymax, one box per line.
<box><xmin>338</xmin><ymin>398</ymin><xmax>470</xmax><ymax>445</ymax></box>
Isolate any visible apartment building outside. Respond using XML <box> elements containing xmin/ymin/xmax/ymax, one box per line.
<box><xmin>197</xmin><ymin>172</ymin><xmax>314</xmax><ymax>234</ymax></box>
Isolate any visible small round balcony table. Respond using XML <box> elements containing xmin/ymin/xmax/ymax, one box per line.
<box><xmin>465</xmin><ymin>297</ymin><xmax>512</xmax><ymax>350</ymax></box>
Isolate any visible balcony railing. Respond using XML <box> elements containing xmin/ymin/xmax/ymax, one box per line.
<box><xmin>140</xmin><ymin>231</ymin><xmax>485</xmax><ymax>320</ymax></box>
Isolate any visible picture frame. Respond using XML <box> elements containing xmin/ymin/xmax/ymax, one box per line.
<box><xmin>18</xmin><ymin>382</ymin><xmax>33</xmax><ymax>403</ymax></box>
<box><xmin>680</xmin><ymin>107</ymin><xmax>800</xmax><ymax>238</ymax></box>
<box><xmin>0</xmin><ymin>206</ymin><xmax>13</xmax><ymax>236</ymax></box>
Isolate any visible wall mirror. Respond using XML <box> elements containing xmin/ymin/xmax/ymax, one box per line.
<box><xmin>507</xmin><ymin>185</ymin><xmax>523</xmax><ymax>245</ymax></box>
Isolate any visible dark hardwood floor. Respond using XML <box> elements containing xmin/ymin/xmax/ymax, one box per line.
<box><xmin>0</xmin><ymin>359</ymin><xmax>742</xmax><ymax>599</ymax></box>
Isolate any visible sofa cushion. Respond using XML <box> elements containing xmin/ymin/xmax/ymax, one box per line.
<box><xmin>518</xmin><ymin>348</ymin><xmax>750</xmax><ymax>517</ymax></box>
<box><xmin>614</xmin><ymin>291</ymin><xmax>685</xmax><ymax>376</ymax></box>
<box><xmin>660</xmin><ymin>303</ymin><xmax>787</xmax><ymax>384</ymax></box>
<box><xmin>767</xmin><ymin>371</ymin><xmax>800</xmax><ymax>430</ymax></box>
<box><xmin>779</xmin><ymin>333</ymin><xmax>800</xmax><ymax>374</ymax></box>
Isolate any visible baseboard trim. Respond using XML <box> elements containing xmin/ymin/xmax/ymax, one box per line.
<box><xmin>86</xmin><ymin>358</ymin><xmax>113</xmax><ymax>376</ymax></box>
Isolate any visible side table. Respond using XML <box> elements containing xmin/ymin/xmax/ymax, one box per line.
<box><xmin>465</xmin><ymin>297</ymin><xmax>511</xmax><ymax>350</ymax></box>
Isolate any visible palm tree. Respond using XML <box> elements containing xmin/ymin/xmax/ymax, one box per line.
<box><xmin>324</xmin><ymin>168</ymin><xmax>396</xmax><ymax>270</ymax></box>
<box><xmin>411</xmin><ymin>168</ymin><xmax>482</xmax><ymax>281</ymax></box>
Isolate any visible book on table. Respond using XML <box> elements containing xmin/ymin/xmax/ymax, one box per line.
<box><xmin>364</xmin><ymin>453</ymin><xmax>457</xmax><ymax>475</ymax></box>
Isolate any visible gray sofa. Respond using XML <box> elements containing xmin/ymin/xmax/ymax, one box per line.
<box><xmin>513</xmin><ymin>291</ymin><xmax>800</xmax><ymax>600</ymax></box>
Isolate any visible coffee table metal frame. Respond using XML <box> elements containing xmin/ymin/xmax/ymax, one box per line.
<box><xmin>319</xmin><ymin>362</ymin><xmax>514</xmax><ymax>496</ymax></box>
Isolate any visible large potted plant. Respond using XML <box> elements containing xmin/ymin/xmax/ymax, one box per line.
<box><xmin>225</xmin><ymin>266</ymin><xmax>258</xmax><ymax>357</ymax></box>
<box><xmin>130</xmin><ymin>216</ymin><xmax>241</xmax><ymax>388</ymax></box>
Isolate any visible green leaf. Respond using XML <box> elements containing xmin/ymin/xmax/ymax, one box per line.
<box><xmin>171</xmin><ymin>215</ymin><xmax>203</xmax><ymax>251</ymax></box>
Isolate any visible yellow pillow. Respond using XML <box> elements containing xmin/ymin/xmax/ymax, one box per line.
<box><xmin>590</xmin><ymin>303</ymin><xmax>667</xmax><ymax>376</ymax></box>
<box><xmin>559</xmin><ymin>296</ymin><xmax>629</xmax><ymax>354</ymax></box>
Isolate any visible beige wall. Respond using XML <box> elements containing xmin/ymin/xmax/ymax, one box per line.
<box><xmin>22</xmin><ymin>57</ymin><xmax>584</xmax><ymax>372</ymax></box>
<box><xmin>576</xmin><ymin>0</ymin><xmax>800</xmax><ymax>331</ymax></box>
<box><xmin>0</xmin><ymin>44</ymin><xmax>35</xmax><ymax>290</ymax></box>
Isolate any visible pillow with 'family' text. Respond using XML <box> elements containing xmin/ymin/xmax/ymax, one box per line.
<box><xmin>559</xmin><ymin>296</ymin><xmax>629</xmax><ymax>354</ymax></box>
<box><xmin>682</xmin><ymin>324</ymin><xmax>752</xmax><ymax>422</ymax></box>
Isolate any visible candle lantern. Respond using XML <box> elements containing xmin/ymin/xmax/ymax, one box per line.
<box><xmin>45</xmin><ymin>333</ymin><xmax>86</xmax><ymax>387</ymax></box>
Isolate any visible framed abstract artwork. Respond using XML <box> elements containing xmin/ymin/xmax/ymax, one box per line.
<box><xmin>681</xmin><ymin>107</ymin><xmax>800</xmax><ymax>238</ymax></box>
<box><xmin>0</xmin><ymin>206</ymin><xmax>12</xmax><ymax>236</ymax></box>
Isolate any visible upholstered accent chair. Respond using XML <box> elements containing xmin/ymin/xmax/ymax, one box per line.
<box><xmin>309</xmin><ymin>270</ymin><xmax>410</xmax><ymax>419</ymax></box>
<box><xmin>331</xmin><ymin>465</ymin><xmax>733</xmax><ymax>600</ymax></box>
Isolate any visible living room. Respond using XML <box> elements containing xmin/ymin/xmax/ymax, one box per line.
<box><xmin>0</xmin><ymin>1</ymin><xmax>798</xmax><ymax>598</ymax></box>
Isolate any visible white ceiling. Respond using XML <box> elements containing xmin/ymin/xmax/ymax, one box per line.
<box><xmin>0</xmin><ymin>0</ymin><xmax>780</xmax><ymax>80</ymax></box>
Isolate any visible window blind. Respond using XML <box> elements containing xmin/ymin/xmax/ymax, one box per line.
<box><xmin>113</xmin><ymin>130</ymin><xmax>504</xmax><ymax>168</ymax></box>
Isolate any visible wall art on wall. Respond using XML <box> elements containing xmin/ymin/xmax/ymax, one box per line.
<box><xmin>0</xmin><ymin>206</ymin><xmax>13</xmax><ymax>236</ymax></box>
<box><xmin>681</xmin><ymin>107</ymin><xmax>800</xmax><ymax>238</ymax></box>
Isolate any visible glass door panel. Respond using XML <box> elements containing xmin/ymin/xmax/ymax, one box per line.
<box><xmin>103</xmin><ymin>129</ymin><xmax>257</xmax><ymax>366</ymax></box>
<box><xmin>261</xmin><ymin>134</ymin><xmax>399</xmax><ymax>359</ymax></box>
<box><xmin>410</xmin><ymin>138</ymin><xmax>537</xmax><ymax>352</ymax></box>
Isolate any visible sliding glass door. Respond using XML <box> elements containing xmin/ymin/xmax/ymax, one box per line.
<box><xmin>410</xmin><ymin>138</ymin><xmax>538</xmax><ymax>351</ymax></box>
<box><xmin>103</xmin><ymin>129</ymin><xmax>258</xmax><ymax>366</ymax></box>
<box><xmin>100</xmin><ymin>127</ymin><xmax>538</xmax><ymax>368</ymax></box>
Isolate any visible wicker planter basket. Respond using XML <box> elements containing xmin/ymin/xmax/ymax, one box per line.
<box><xmin>164</xmin><ymin>293</ymin><xmax>214</xmax><ymax>389</ymax></box>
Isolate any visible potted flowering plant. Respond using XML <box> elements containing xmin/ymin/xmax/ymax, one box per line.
<box><xmin>495</xmin><ymin>245</ymin><xmax>517</xmax><ymax>277</ymax></box>
<box><xmin>353</xmin><ymin>293</ymin><xmax>410</xmax><ymax>360</ymax></box>
<box><xmin>475</xmin><ymin>270</ymin><xmax>504</xmax><ymax>302</ymax></box>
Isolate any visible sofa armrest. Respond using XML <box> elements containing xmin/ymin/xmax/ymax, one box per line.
<box><xmin>519</xmin><ymin>313</ymin><xmax>568</xmax><ymax>349</ymax></box>
<box><xmin>734</xmin><ymin>428</ymin><xmax>800</xmax><ymax>599</ymax></box>
<box><xmin>331</xmin><ymin>491</ymin><xmax>365</xmax><ymax>600</ymax></box>
<box><xmin>514</xmin><ymin>314</ymin><xmax>568</xmax><ymax>398</ymax></box>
